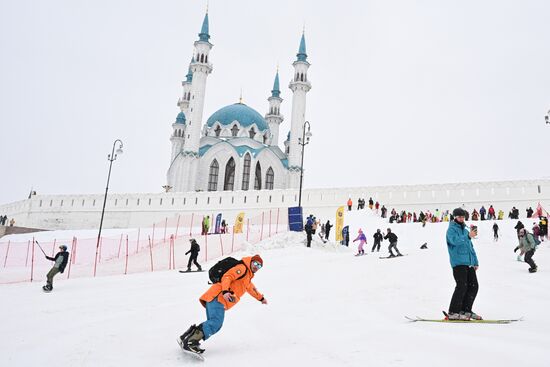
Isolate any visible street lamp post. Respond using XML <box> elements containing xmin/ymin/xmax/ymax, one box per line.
<box><xmin>94</xmin><ymin>139</ymin><xmax>124</xmax><ymax>276</ymax></box>
<box><xmin>298</xmin><ymin>121</ymin><xmax>312</xmax><ymax>208</ymax></box>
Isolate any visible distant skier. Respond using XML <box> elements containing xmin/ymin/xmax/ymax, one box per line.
<box><xmin>383</xmin><ymin>228</ymin><xmax>402</xmax><ymax>257</ymax></box>
<box><xmin>446</xmin><ymin>208</ymin><xmax>481</xmax><ymax>321</ymax></box>
<box><xmin>492</xmin><ymin>222</ymin><xmax>499</xmax><ymax>241</ymax></box>
<box><xmin>43</xmin><ymin>245</ymin><xmax>69</xmax><ymax>292</ymax></box>
<box><xmin>353</xmin><ymin>229</ymin><xmax>367</xmax><ymax>256</ymax></box>
<box><xmin>325</xmin><ymin>220</ymin><xmax>332</xmax><ymax>240</ymax></box>
<box><xmin>178</xmin><ymin>255</ymin><xmax>267</xmax><ymax>355</ymax></box>
<box><xmin>368</xmin><ymin>197</ymin><xmax>374</xmax><ymax>210</ymax></box>
<box><xmin>185</xmin><ymin>238</ymin><xmax>202</xmax><ymax>272</ymax></box>
<box><xmin>514</xmin><ymin>228</ymin><xmax>538</xmax><ymax>273</ymax></box>
<box><xmin>372</xmin><ymin>229</ymin><xmax>383</xmax><ymax>252</ymax></box>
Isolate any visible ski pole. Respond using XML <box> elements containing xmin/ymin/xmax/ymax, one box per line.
<box><xmin>35</xmin><ymin>241</ymin><xmax>47</xmax><ymax>257</ymax></box>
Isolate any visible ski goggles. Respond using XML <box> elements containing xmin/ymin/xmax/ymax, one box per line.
<box><xmin>252</xmin><ymin>260</ymin><xmax>263</xmax><ymax>269</ymax></box>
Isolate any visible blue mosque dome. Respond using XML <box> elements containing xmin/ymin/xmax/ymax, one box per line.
<box><xmin>206</xmin><ymin>103</ymin><xmax>269</xmax><ymax>131</ymax></box>
<box><xmin>175</xmin><ymin>111</ymin><xmax>186</xmax><ymax>124</ymax></box>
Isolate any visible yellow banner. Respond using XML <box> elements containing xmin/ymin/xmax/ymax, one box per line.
<box><xmin>335</xmin><ymin>206</ymin><xmax>345</xmax><ymax>241</ymax></box>
<box><xmin>234</xmin><ymin>212</ymin><xmax>245</xmax><ymax>233</ymax></box>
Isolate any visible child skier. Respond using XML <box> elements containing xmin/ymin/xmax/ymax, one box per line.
<box><xmin>353</xmin><ymin>229</ymin><xmax>367</xmax><ymax>256</ymax></box>
<box><xmin>43</xmin><ymin>245</ymin><xmax>69</xmax><ymax>292</ymax></box>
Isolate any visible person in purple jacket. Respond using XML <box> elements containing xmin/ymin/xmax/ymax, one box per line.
<box><xmin>353</xmin><ymin>229</ymin><xmax>367</xmax><ymax>256</ymax></box>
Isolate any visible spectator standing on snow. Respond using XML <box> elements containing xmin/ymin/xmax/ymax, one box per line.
<box><xmin>304</xmin><ymin>215</ymin><xmax>314</xmax><ymax>248</ymax></box>
<box><xmin>526</xmin><ymin>207</ymin><xmax>534</xmax><ymax>218</ymax></box>
<box><xmin>353</xmin><ymin>229</ymin><xmax>367</xmax><ymax>256</ymax></box>
<box><xmin>381</xmin><ymin>206</ymin><xmax>387</xmax><ymax>218</ymax></box>
<box><xmin>372</xmin><ymin>229</ymin><xmax>383</xmax><ymax>252</ymax></box>
<box><xmin>493</xmin><ymin>223</ymin><xmax>499</xmax><ymax>241</ymax></box>
<box><xmin>479</xmin><ymin>206</ymin><xmax>486</xmax><ymax>221</ymax></box>
<box><xmin>498</xmin><ymin>210</ymin><xmax>504</xmax><ymax>220</ymax></box>
<box><xmin>488</xmin><ymin>205</ymin><xmax>495</xmax><ymax>220</ymax></box>
<box><xmin>384</xmin><ymin>228</ymin><xmax>402</xmax><ymax>257</ymax></box>
<box><xmin>375</xmin><ymin>201</ymin><xmax>380</xmax><ymax>215</ymax></box>
<box><xmin>514</xmin><ymin>229</ymin><xmax>538</xmax><ymax>273</ymax></box>
<box><xmin>446</xmin><ymin>208</ymin><xmax>481</xmax><ymax>321</ymax></box>
<box><xmin>368</xmin><ymin>197</ymin><xmax>374</xmax><ymax>210</ymax></box>
<box><xmin>185</xmin><ymin>238</ymin><xmax>202</xmax><ymax>272</ymax></box>
<box><xmin>43</xmin><ymin>245</ymin><xmax>70</xmax><ymax>292</ymax></box>
<box><xmin>325</xmin><ymin>220</ymin><xmax>332</xmax><ymax>240</ymax></box>
<box><xmin>347</xmin><ymin>198</ymin><xmax>353</xmax><ymax>211</ymax></box>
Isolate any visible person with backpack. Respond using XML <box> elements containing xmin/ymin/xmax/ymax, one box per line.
<box><xmin>178</xmin><ymin>255</ymin><xmax>267</xmax><ymax>355</ymax></box>
<box><xmin>372</xmin><ymin>229</ymin><xmax>383</xmax><ymax>252</ymax></box>
<box><xmin>446</xmin><ymin>208</ymin><xmax>481</xmax><ymax>320</ymax></box>
<box><xmin>514</xmin><ymin>228</ymin><xmax>538</xmax><ymax>273</ymax></box>
<box><xmin>43</xmin><ymin>245</ymin><xmax>70</xmax><ymax>292</ymax></box>
<box><xmin>383</xmin><ymin>228</ymin><xmax>402</xmax><ymax>257</ymax></box>
<box><xmin>353</xmin><ymin>229</ymin><xmax>367</xmax><ymax>256</ymax></box>
<box><xmin>185</xmin><ymin>238</ymin><xmax>202</xmax><ymax>272</ymax></box>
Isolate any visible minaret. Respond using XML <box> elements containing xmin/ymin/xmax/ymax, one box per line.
<box><xmin>265</xmin><ymin>69</ymin><xmax>284</xmax><ymax>146</ymax></box>
<box><xmin>288</xmin><ymin>32</ymin><xmax>311</xmax><ymax>189</ymax></box>
<box><xmin>177</xmin><ymin>11</ymin><xmax>213</xmax><ymax>192</ymax></box>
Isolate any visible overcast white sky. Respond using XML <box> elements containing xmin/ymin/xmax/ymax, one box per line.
<box><xmin>1</xmin><ymin>0</ymin><xmax>549</xmax><ymax>205</ymax></box>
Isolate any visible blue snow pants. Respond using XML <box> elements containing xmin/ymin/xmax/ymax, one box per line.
<box><xmin>201</xmin><ymin>298</ymin><xmax>225</xmax><ymax>340</ymax></box>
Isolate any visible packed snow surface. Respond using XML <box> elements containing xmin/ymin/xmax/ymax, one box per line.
<box><xmin>1</xmin><ymin>210</ymin><xmax>549</xmax><ymax>366</ymax></box>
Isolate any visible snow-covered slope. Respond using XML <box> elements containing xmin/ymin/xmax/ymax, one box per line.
<box><xmin>0</xmin><ymin>214</ymin><xmax>548</xmax><ymax>366</ymax></box>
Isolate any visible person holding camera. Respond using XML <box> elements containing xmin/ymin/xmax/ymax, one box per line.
<box><xmin>446</xmin><ymin>208</ymin><xmax>481</xmax><ymax>320</ymax></box>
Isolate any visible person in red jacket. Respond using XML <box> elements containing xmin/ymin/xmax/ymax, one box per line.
<box><xmin>178</xmin><ymin>255</ymin><xmax>267</xmax><ymax>354</ymax></box>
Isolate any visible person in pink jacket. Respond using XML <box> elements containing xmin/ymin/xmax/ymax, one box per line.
<box><xmin>353</xmin><ymin>229</ymin><xmax>367</xmax><ymax>256</ymax></box>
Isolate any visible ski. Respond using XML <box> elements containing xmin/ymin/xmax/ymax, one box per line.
<box><xmin>405</xmin><ymin>316</ymin><xmax>523</xmax><ymax>324</ymax></box>
<box><xmin>179</xmin><ymin>270</ymin><xmax>205</xmax><ymax>273</ymax></box>
<box><xmin>379</xmin><ymin>254</ymin><xmax>407</xmax><ymax>259</ymax></box>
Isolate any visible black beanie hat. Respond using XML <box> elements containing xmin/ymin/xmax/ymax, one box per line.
<box><xmin>452</xmin><ymin>208</ymin><xmax>466</xmax><ymax>217</ymax></box>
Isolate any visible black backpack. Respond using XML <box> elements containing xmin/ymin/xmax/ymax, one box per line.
<box><xmin>208</xmin><ymin>257</ymin><xmax>246</xmax><ymax>283</ymax></box>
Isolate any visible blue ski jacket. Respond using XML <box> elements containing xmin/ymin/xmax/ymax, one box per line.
<box><xmin>446</xmin><ymin>221</ymin><xmax>479</xmax><ymax>268</ymax></box>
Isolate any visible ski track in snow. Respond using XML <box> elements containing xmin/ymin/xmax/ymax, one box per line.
<box><xmin>0</xmin><ymin>210</ymin><xmax>549</xmax><ymax>366</ymax></box>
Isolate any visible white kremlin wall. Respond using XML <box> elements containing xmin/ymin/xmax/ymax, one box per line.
<box><xmin>0</xmin><ymin>179</ymin><xmax>548</xmax><ymax>230</ymax></box>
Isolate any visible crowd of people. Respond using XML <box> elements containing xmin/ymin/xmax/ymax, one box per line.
<box><xmin>0</xmin><ymin>215</ymin><xmax>14</xmax><ymax>226</ymax></box>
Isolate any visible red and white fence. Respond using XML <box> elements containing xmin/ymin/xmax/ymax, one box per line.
<box><xmin>0</xmin><ymin>208</ymin><xmax>288</xmax><ymax>284</ymax></box>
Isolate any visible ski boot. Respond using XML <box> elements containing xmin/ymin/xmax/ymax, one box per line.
<box><xmin>529</xmin><ymin>266</ymin><xmax>538</xmax><ymax>273</ymax></box>
<box><xmin>42</xmin><ymin>284</ymin><xmax>53</xmax><ymax>292</ymax></box>
<box><xmin>182</xmin><ymin>324</ymin><xmax>205</xmax><ymax>354</ymax></box>
<box><xmin>464</xmin><ymin>311</ymin><xmax>483</xmax><ymax>320</ymax></box>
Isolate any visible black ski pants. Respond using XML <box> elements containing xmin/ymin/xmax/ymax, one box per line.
<box><xmin>388</xmin><ymin>242</ymin><xmax>401</xmax><ymax>256</ymax></box>
<box><xmin>372</xmin><ymin>240</ymin><xmax>381</xmax><ymax>252</ymax></box>
<box><xmin>187</xmin><ymin>254</ymin><xmax>201</xmax><ymax>270</ymax></box>
<box><xmin>524</xmin><ymin>249</ymin><xmax>537</xmax><ymax>270</ymax></box>
<box><xmin>325</xmin><ymin>229</ymin><xmax>330</xmax><ymax>240</ymax></box>
<box><xmin>493</xmin><ymin>229</ymin><xmax>498</xmax><ymax>240</ymax></box>
<box><xmin>449</xmin><ymin>265</ymin><xmax>478</xmax><ymax>314</ymax></box>
<box><xmin>306</xmin><ymin>230</ymin><xmax>312</xmax><ymax>247</ymax></box>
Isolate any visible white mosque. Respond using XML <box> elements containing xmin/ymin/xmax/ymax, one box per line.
<box><xmin>166</xmin><ymin>12</ymin><xmax>311</xmax><ymax>193</ymax></box>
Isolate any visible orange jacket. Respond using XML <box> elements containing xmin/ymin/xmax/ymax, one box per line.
<box><xmin>199</xmin><ymin>256</ymin><xmax>264</xmax><ymax>310</ymax></box>
<box><xmin>347</xmin><ymin>199</ymin><xmax>352</xmax><ymax>206</ymax></box>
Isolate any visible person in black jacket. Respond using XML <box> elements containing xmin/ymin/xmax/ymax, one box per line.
<box><xmin>324</xmin><ymin>220</ymin><xmax>332</xmax><ymax>240</ymax></box>
<box><xmin>43</xmin><ymin>245</ymin><xmax>69</xmax><ymax>291</ymax></box>
<box><xmin>372</xmin><ymin>229</ymin><xmax>383</xmax><ymax>252</ymax></box>
<box><xmin>384</xmin><ymin>228</ymin><xmax>402</xmax><ymax>257</ymax></box>
<box><xmin>185</xmin><ymin>238</ymin><xmax>202</xmax><ymax>272</ymax></box>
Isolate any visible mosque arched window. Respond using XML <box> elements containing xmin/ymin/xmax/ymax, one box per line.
<box><xmin>201</xmin><ymin>54</ymin><xmax>205</xmax><ymax>63</ymax></box>
<box><xmin>249</xmin><ymin>128</ymin><xmax>256</xmax><ymax>139</ymax></box>
<box><xmin>241</xmin><ymin>153</ymin><xmax>251</xmax><ymax>191</ymax></box>
<box><xmin>214</xmin><ymin>125</ymin><xmax>221</xmax><ymax>137</ymax></box>
<box><xmin>300</xmin><ymin>73</ymin><xmax>304</xmax><ymax>82</ymax></box>
<box><xmin>208</xmin><ymin>159</ymin><xmax>219</xmax><ymax>191</ymax></box>
<box><xmin>254</xmin><ymin>162</ymin><xmax>262</xmax><ymax>190</ymax></box>
<box><xmin>231</xmin><ymin>125</ymin><xmax>239</xmax><ymax>137</ymax></box>
<box><xmin>224</xmin><ymin>157</ymin><xmax>236</xmax><ymax>191</ymax></box>
<box><xmin>265</xmin><ymin>167</ymin><xmax>274</xmax><ymax>190</ymax></box>
<box><xmin>205</xmin><ymin>55</ymin><xmax>208</xmax><ymax>63</ymax></box>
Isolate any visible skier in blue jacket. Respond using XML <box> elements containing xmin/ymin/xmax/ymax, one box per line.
<box><xmin>446</xmin><ymin>208</ymin><xmax>482</xmax><ymax>320</ymax></box>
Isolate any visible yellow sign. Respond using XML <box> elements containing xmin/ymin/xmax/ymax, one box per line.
<box><xmin>234</xmin><ymin>212</ymin><xmax>245</xmax><ymax>233</ymax></box>
<box><xmin>335</xmin><ymin>206</ymin><xmax>344</xmax><ymax>241</ymax></box>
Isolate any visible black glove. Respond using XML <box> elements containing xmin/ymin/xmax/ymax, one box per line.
<box><xmin>513</xmin><ymin>247</ymin><xmax>519</xmax><ymax>253</ymax></box>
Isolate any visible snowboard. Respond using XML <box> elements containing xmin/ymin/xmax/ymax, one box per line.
<box><xmin>179</xmin><ymin>270</ymin><xmax>206</xmax><ymax>273</ymax></box>
<box><xmin>379</xmin><ymin>254</ymin><xmax>407</xmax><ymax>259</ymax></box>
<box><xmin>42</xmin><ymin>285</ymin><xmax>52</xmax><ymax>293</ymax></box>
<box><xmin>354</xmin><ymin>253</ymin><xmax>366</xmax><ymax>257</ymax></box>
<box><xmin>177</xmin><ymin>338</ymin><xmax>205</xmax><ymax>361</ymax></box>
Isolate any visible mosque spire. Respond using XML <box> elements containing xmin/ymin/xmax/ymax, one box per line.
<box><xmin>198</xmin><ymin>11</ymin><xmax>210</xmax><ymax>42</ymax></box>
<box><xmin>271</xmin><ymin>69</ymin><xmax>281</xmax><ymax>98</ymax></box>
<box><xmin>296</xmin><ymin>31</ymin><xmax>307</xmax><ymax>62</ymax></box>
